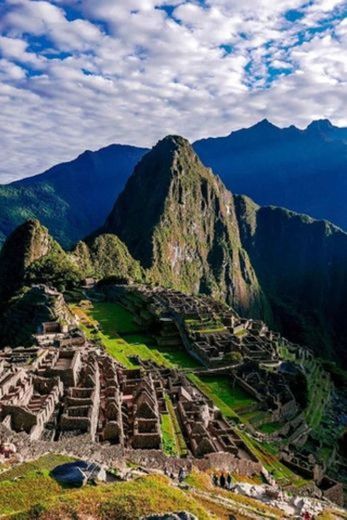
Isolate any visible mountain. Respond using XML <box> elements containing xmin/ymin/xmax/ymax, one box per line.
<box><xmin>1</xmin><ymin>118</ymin><xmax>347</xmax><ymax>251</ymax></box>
<box><xmin>0</xmin><ymin>144</ymin><xmax>147</xmax><ymax>249</ymax></box>
<box><xmin>235</xmin><ymin>197</ymin><xmax>347</xmax><ymax>365</ymax></box>
<box><xmin>73</xmin><ymin>234</ymin><xmax>144</xmax><ymax>282</ymax></box>
<box><xmin>102</xmin><ymin>135</ymin><xmax>269</xmax><ymax>318</ymax></box>
<box><xmin>0</xmin><ymin>219</ymin><xmax>144</xmax><ymax>310</ymax></box>
<box><xmin>193</xmin><ymin>119</ymin><xmax>347</xmax><ymax>230</ymax></box>
<box><xmin>102</xmin><ymin>136</ymin><xmax>347</xmax><ymax>365</ymax></box>
<box><xmin>0</xmin><ymin>219</ymin><xmax>82</xmax><ymax>306</ymax></box>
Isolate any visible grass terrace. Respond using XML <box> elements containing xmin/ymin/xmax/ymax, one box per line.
<box><xmin>185</xmin><ymin>317</ymin><xmax>226</xmax><ymax>334</ymax></box>
<box><xmin>72</xmin><ymin>301</ymin><xmax>199</xmax><ymax>370</ymax></box>
<box><xmin>160</xmin><ymin>395</ymin><xmax>188</xmax><ymax>457</ymax></box>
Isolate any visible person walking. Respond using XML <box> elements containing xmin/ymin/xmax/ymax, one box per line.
<box><xmin>220</xmin><ymin>472</ymin><xmax>226</xmax><ymax>488</ymax></box>
<box><xmin>178</xmin><ymin>467</ymin><xmax>185</xmax><ymax>483</ymax></box>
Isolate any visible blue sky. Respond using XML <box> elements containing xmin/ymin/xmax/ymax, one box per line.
<box><xmin>0</xmin><ymin>0</ymin><xmax>346</xmax><ymax>182</ymax></box>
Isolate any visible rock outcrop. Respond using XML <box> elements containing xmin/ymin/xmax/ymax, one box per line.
<box><xmin>0</xmin><ymin>219</ymin><xmax>84</xmax><ymax>308</ymax></box>
<box><xmin>0</xmin><ymin>220</ymin><xmax>53</xmax><ymax>305</ymax></box>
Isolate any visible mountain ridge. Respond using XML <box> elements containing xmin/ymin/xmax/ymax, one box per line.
<box><xmin>1</xmin><ymin>118</ymin><xmax>347</xmax><ymax>250</ymax></box>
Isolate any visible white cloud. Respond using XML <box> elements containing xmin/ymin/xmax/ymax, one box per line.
<box><xmin>0</xmin><ymin>0</ymin><xmax>346</xmax><ymax>182</ymax></box>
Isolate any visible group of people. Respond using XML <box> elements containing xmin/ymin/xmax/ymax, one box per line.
<box><xmin>212</xmin><ymin>472</ymin><xmax>233</xmax><ymax>490</ymax></box>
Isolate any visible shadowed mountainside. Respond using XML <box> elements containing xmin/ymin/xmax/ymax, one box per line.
<box><xmin>0</xmin><ymin>144</ymin><xmax>147</xmax><ymax>249</ymax></box>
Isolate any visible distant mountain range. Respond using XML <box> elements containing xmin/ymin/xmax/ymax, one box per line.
<box><xmin>194</xmin><ymin>119</ymin><xmax>347</xmax><ymax>230</ymax></box>
<box><xmin>0</xmin><ymin>119</ymin><xmax>346</xmax><ymax>250</ymax></box>
<box><xmin>0</xmin><ymin>144</ymin><xmax>146</xmax><ymax>248</ymax></box>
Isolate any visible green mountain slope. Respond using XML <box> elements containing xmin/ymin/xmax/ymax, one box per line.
<box><xmin>0</xmin><ymin>144</ymin><xmax>147</xmax><ymax>249</ymax></box>
<box><xmin>102</xmin><ymin>135</ymin><xmax>269</xmax><ymax>318</ymax></box>
<box><xmin>235</xmin><ymin>195</ymin><xmax>347</xmax><ymax>364</ymax></box>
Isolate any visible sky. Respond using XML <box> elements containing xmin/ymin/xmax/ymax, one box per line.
<box><xmin>0</xmin><ymin>0</ymin><xmax>346</xmax><ymax>183</ymax></box>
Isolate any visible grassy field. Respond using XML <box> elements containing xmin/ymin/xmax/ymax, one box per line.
<box><xmin>161</xmin><ymin>412</ymin><xmax>178</xmax><ymax>456</ymax></box>
<box><xmin>73</xmin><ymin>301</ymin><xmax>199</xmax><ymax>370</ymax></box>
<box><xmin>188</xmin><ymin>374</ymin><xmax>240</xmax><ymax>421</ymax></box>
<box><xmin>198</xmin><ymin>375</ymin><xmax>256</xmax><ymax>412</ymax></box>
<box><xmin>0</xmin><ymin>454</ymin><xmax>74</xmax><ymax>516</ymax></box>
<box><xmin>165</xmin><ymin>394</ymin><xmax>188</xmax><ymax>457</ymax></box>
<box><xmin>7</xmin><ymin>473</ymin><xmax>212</xmax><ymax>520</ymax></box>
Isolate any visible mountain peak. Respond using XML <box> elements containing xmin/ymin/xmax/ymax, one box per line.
<box><xmin>149</xmin><ymin>135</ymin><xmax>195</xmax><ymax>163</ymax></box>
<box><xmin>307</xmin><ymin>119</ymin><xmax>333</xmax><ymax>131</ymax></box>
<box><xmin>101</xmin><ymin>135</ymin><xmax>267</xmax><ymax>316</ymax></box>
<box><xmin>157</xmin><ymin>134</ymin><xmax>190</xmax><ymax>147</ymax></box>
<box><xmin>254</xmin><ymin>118</ymin><xmax>278</xmax><ymax>130</ymax></box>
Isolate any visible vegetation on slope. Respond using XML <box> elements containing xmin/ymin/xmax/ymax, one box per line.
<box><xmin>8</xmin><ymin>474</ymin><xmax>211</xmax><ymax>520</ymax></box>
<box><xmin>103</xmin><ymin>135</ymin><xmax>270</xmax><ymax>319</ymax></box>
<box><xmin>0</xmin><ymin>144</ymin><xmax>146</xmax><ymax>249</ymax></box>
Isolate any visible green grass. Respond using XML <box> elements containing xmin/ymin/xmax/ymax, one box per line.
<box><xmin>160</xmin><ymin>413</ymin><xmax>178</xmax><ymax>456</ymax></box>
<box><xmin>258</xmin><ymin>422</ymin><xmax>282</xmax><ymax>434</ymax></box>
<box><xmin>188</xmin><ymin>374</ymin><xmax>239</xmax><ymax>421</ymax></box>
<box><xmin>0</xmin><ymin>454</ymin><xmax>74</xmax><ymax>516</ymax></box>
<box><xmin>9</xmin><ymin>474</ymin><xmax>211</xmax><ymax>520</ymax></box>
<box><xmin>78</xmin><ymin>301</ymin><xmax>200</xmax><ymax>370</ymax></box>
<box><xmin>165</xmin><ymin>395</ymin><xmax>188</xmax><ymax>457</ymax></box>
<box><xmin>88</xmin><ymin>302</ymin><xmax>142</xmax><ymax>335</ymax></box>
<box><xmin>198</xmin><ymin>375</ymin><xmax>256</xmax><ymax>411</ymax></box>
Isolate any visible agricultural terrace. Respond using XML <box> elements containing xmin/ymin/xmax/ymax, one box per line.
<box><xmin>70</xmin><ymin>300</ymin><xmax>317</xmax><ymax>489</ymax></box>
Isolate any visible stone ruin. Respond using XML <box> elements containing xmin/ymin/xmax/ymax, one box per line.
<box><xmin>0</xmin><ymin>284</ymin><xmax>343</xmax><ymax>506</ymax></box>
<box><xmin>105</xmin><ymin>284</ymin><xmax>285</xmax><ymax>368</ymax></box>
<box><xmin>0</xmin><ymin>337</ymin><xmax>253</xmax><ymax>463</ymax></box>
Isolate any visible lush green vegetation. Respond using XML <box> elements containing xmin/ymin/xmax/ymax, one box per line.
<box><xmin>165</xmin><ymin>395</ymin><xmax>188</xmax><ymax>457</ymax></box>
<box><xmin>258</xmin><ymin>422</ymin><xmax>282</xmax><ymax>434</ymax></box>
<box><xmin>198</xmin><ymin>375</ymin><xmax>256</xmax><ymax>412</ymax></box>
<box><xmin>9</xmin><ymin>474</ymin><xmax>211</xmax><ymax>520</ymax></box>
<box><xmin>75</xmin><ymin>301</ymin><xmax>200</xmax><ymax>370</ymax></box>
<box><xmin>0</xmin><ymin>454</ymin><xmax>74</xmax><ymax>516</ymax></box>
<box><xmin>26</xmin><ymin>245</ymin><xmax>83</xmax><ymax>291</ymax></box>
<box><xmin>188</xmin><ymin>374</ymin><xmax>240</xmax><ymax>421</ymax></box>
<box><xmin>160</xmin><ymin>412</ymin><xmax>177</xmax><ymax>456</ymax></box>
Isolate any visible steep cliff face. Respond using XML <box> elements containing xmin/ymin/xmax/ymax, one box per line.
<box><xmin>103</xmin><ymin>136</ymin><xmax>269</xmax><ymax>317</ymax></box>
<box><xmin>235</xmin><ymin>195</ymin><xmax>347</xmax><ymax>364</ymax></box>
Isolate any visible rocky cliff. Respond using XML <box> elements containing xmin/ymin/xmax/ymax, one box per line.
<box><xmin>235</xmin><ymin>195</ymin><xmax>347</xmax><ymax>364</ymax></box>
<box><xmin>102</xmin><ymin>136</ymin><xmax>269</xmax><ymax>318</ymax></box>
